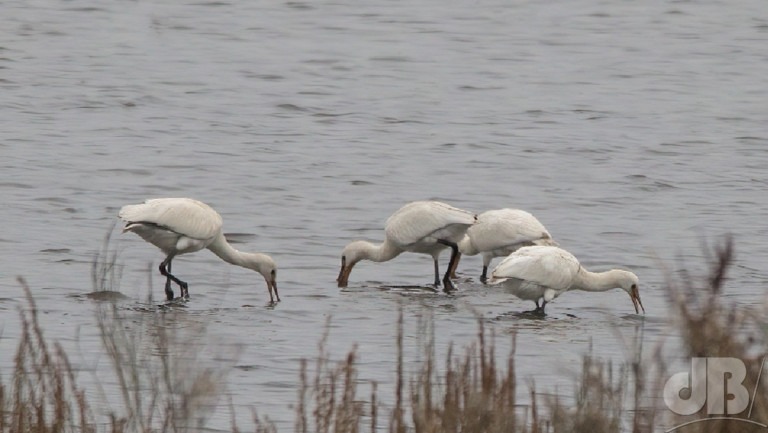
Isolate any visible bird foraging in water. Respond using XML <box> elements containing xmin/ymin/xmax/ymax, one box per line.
<box><xmin>337</xmin><ymin>200</ymin><xmax>476</xmax><ymax>292</ymax></box>
<box><xmin>488</xmin><ymin>245</ymin><xmax>643</xmax><ymax>314</ymax></box>
<box><xmin>455</xmin><ymin>208</ymin><xmax>557</xmax><ymax>282</ymax></box>
<box><xmin>119</xmin><ymin>198</ymin><xmax>279</xmax><ymax>303</ymax></box>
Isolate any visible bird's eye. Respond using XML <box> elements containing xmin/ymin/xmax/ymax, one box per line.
<box><xmin>271</xmin><ymin>269</ymin><xmax>276</xmax><ymax>277</ymax></box>
<box><xmin>631</xmin><ymin>284</ymin><xmax>637</xmax><ymax>290</ymax></box>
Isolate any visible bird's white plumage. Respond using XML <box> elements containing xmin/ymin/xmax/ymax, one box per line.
<box><xmin>118</xmin><ymin>197</ymin><xmax>280</xmax><ymax>302</ymax></box>
<box><xmin>119</xmin><ymin>198</ymin><xmax>223</xmax><ymax>241</ymax></box>
<box><xmin>461</xmin><ymin>208</ymin><xmax>554</xmax><ymax>255</ymax></box>
<box><xmin>488</xmin><ymin>245</ymin><xmax>644</xmax><ymax>313</ymax></box>
<box><xmin>490</xmin><ymin>246</ymin><xmax>579</xmax><ymax>293</ymax></box>
<box><xmin>384</xmin><ymin>201</ymin><xmax>476</xmax><ymax>248</ymax></box>
<box><xmin>337</xmin><ymin>200</ymin><xmax>476</xmax><ymax>289</ymax></box>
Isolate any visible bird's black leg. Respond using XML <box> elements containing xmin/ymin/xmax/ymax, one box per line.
<box><xmin>438</xmin><ymin>240</ymin><xmax>460</xmax><ymax>293</ymax></box>
<box><xmin>159</xmin><ymin>257</ymin><xmax>188</xmax><ymax>300</ymax></box>
<box><xmin>433</xmin><ymin>258</ymin><xmax>441</xmax><ymax>287</ymax></box>
<box><xmin>165</xmin><ymin>260</ymin><xmax>173</xmax><ymax>296</ymax></box>
<box><xmin>160</xmin><ymin>259</ymin><xmax>174</xmax><ymax>300</ymax></box>
<box><xmin>480</xmin><ymin>266</ymin><xmax>488</xmax><ymax>284</ymax></box>
<box><xmin>167</xmin><ymin>260</ymin><xmax>190</xmax><ymax>298</ymax></box>
<box><xmin>449</xmin><ymin>254</ymin><xmax>461</xmax><ymax>279</ymax></box>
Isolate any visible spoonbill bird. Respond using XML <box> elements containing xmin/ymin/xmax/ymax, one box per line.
<box><xmin>119</xmin><ymin>198</ymin><xmax>279</xmax><ymax>303</ymax></box>
<box><xmin>455</xmin><ymin>208</ymin><xmax>557</xmax><ymax>282</ymax></box>
<box><xmin>337</xmin><ymin>201</ymin><xmax>477</xmax><ymax>292</ymax></box>
<box><xmin>488</xmin><ymin>245</ymin><xmax>643</xmax><ymax>314</ymax></box>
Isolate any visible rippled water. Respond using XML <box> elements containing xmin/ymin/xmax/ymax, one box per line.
<box><xmin>2</xmin><ymin>0</ymin><xmax>767</xmax><ymax>430</ymax></box>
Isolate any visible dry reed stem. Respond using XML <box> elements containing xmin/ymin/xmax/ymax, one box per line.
<box><xmin>662</xmin><ymin>235</ymin><xmax>768</xmax><ymax>432</ymax></box>
<box><xmin>3</xmin><ymin>234</ymin><xmax>765</xmax><ymax>433</ymax></box>
<box><xmin>91</xmin><ymin>222</ymin><xmax>121</xmax><ymax>293</ymax></box>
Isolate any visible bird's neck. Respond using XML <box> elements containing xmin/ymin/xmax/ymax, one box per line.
<box><xmin>361</xmin><ymin>239</ymin><xmax>402</xmax><ymax>263</ymax></box>
<box><xmin>207</xmin><ymin>233</ymin><xmax>249</xmax><ymax>268</ymax></box>
<box><xmin>571</xmin><ymin>268</ymin><xmax>626</xmax><ymax>292</ymax></box>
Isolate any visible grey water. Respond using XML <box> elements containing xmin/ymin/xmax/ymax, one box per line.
<box><xmin>2</xmin><ymin>0</ymin><xmax>767</xmax><ymax>430</ymax></box>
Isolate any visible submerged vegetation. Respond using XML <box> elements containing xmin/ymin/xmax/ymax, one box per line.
<box><xmin>1</xmin><ymin>236</ymin><xmax>766</xmax><ymax>432</ymax></box>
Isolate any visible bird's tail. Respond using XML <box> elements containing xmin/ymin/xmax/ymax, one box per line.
<box><xmin>118</xmin><ymin>203</ymin><xmax>148</xmax><ymax>232</ymax></box>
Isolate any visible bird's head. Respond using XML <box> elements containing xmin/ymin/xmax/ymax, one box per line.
<box><xmin>337</xmin><ymin>241</ymin><xmax>368</xmax><ymax>288</ymax></box>
<box><xmin>618</xmin><ymin>270</ymin><xmax>644</xmax><ymax>314</ymax></box>
<box><xmin>245</xmin><ymin>253</ymin><xmax>279</xmax><ymax>303</ymax></box>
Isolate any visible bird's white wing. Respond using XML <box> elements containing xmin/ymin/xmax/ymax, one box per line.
<box><xmin>467</xmin><ymin>209</ymin><xmax>553</xmax><ymax>252</ymax></box>
<box><xmin>385</xmin><ymin>201</ymin><xmax>475</xmax><ymax>247</ymax></box>
<box><xmin>118</xmin><ymin>198</ymin><xmax>223</xmax><ymax>240</ymax></box>
<box><xmin>489</xmin><ymin>246</ymin><xmax>578</xmax><ymax>291</ymax></box>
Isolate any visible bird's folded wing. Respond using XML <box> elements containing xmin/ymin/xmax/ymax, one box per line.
<box><xmin>385</xmin><ymin>201</ymin><xmax>475</xmax><ymax>246</ymax></box>
<box><xmin>468</xmin><ymin>212</ymin><xmax>552</xmax><ymax>252</ymax></box>
<box><xmin>491</xmin><ymin>248</ymin><xmax>577</xmax><ymax>291</ymax></box>
<box><xmin>119</xmin><ymin>198</ymin><xmax>223</xmax><ymax>240</ymax></box>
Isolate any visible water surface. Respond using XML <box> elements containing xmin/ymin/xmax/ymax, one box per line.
<box><xmin>2</xmin><ymin>0</ymin><xmax>767</xmax><ymax>430</ymax></box>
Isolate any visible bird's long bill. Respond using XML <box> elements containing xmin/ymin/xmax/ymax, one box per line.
<box><xmin>337</xmin><ymin>257</ymin><xmax>352</xmax><ymax>288</ymax></box>
<box><xmin>630</xmin><ymin>286</ymin><xmax>645</xmax><ymax>314</ymax></box>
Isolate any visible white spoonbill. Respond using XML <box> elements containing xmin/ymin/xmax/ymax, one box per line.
<box><xmin>119</xmin><ymin>198</ymin><xmax>279</xmax><ymax>303</ymax></box>
<box><xmin>455</xmin><ymin>208</ymin><xmax>557</xmax><ymax>282</ymax></box>
<box><xmin>337</xmin><ymin>201</ymin><xmax>477</xmax><ymax>291</ymax></box>
<box><xmin>488</xmin><ymin>245</ymin><xmax>643</xmax><ymax>314</ymax></box>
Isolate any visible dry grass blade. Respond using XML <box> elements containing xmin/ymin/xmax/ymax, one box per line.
<box><xmin>91</xmin><ymin>222</ymin><xmax>122</xmax><ymax>293</ymax></box>
<box><xmin>663</xmin><ymin>235</ymin><xmax>768</xmax><ymax>432</ymax></box>
<box><xmin>407</xmin><ymin>314</ymin><xmax>523</xmax><ymax>433</ymax></box>
<box><xmin>2</xmin><ymin>233</ymin><xmax>765</xmax><ymax>433</ymax></box>
<box><xmin>293</xmin><ymin>318</ymin><xmax>367</xmax><ymax>433</ymax></box>
<box><xmin>5</xmin><ymin>277</ymin><xmax>94</xmax><ymax>433</ymax></box>
<box><xmin>548</xmin><ymin>350</ymin><xmax>625</xmax><ymax>433</ymax></box>
<box><xmin>2</xmin><ymin>274</ymin><xmax>237</xmax><ymax>433</ymax></box>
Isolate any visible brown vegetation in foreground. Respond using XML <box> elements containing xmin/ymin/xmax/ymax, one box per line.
<box><xmin>1</xmin><ymin>236</ymin><xmax>765</xmax><ymax>432</ymax></box>
<box><xmin>661</xmin><ymin>237</ymin><xmax>767</xmax><ymax>432</ymax></box>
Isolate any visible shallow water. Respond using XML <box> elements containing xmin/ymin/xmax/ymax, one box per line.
<box><xmin>2</xmin><ymin>0</ymin><xmax>767</xmax><ymax>430</ymax></box>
